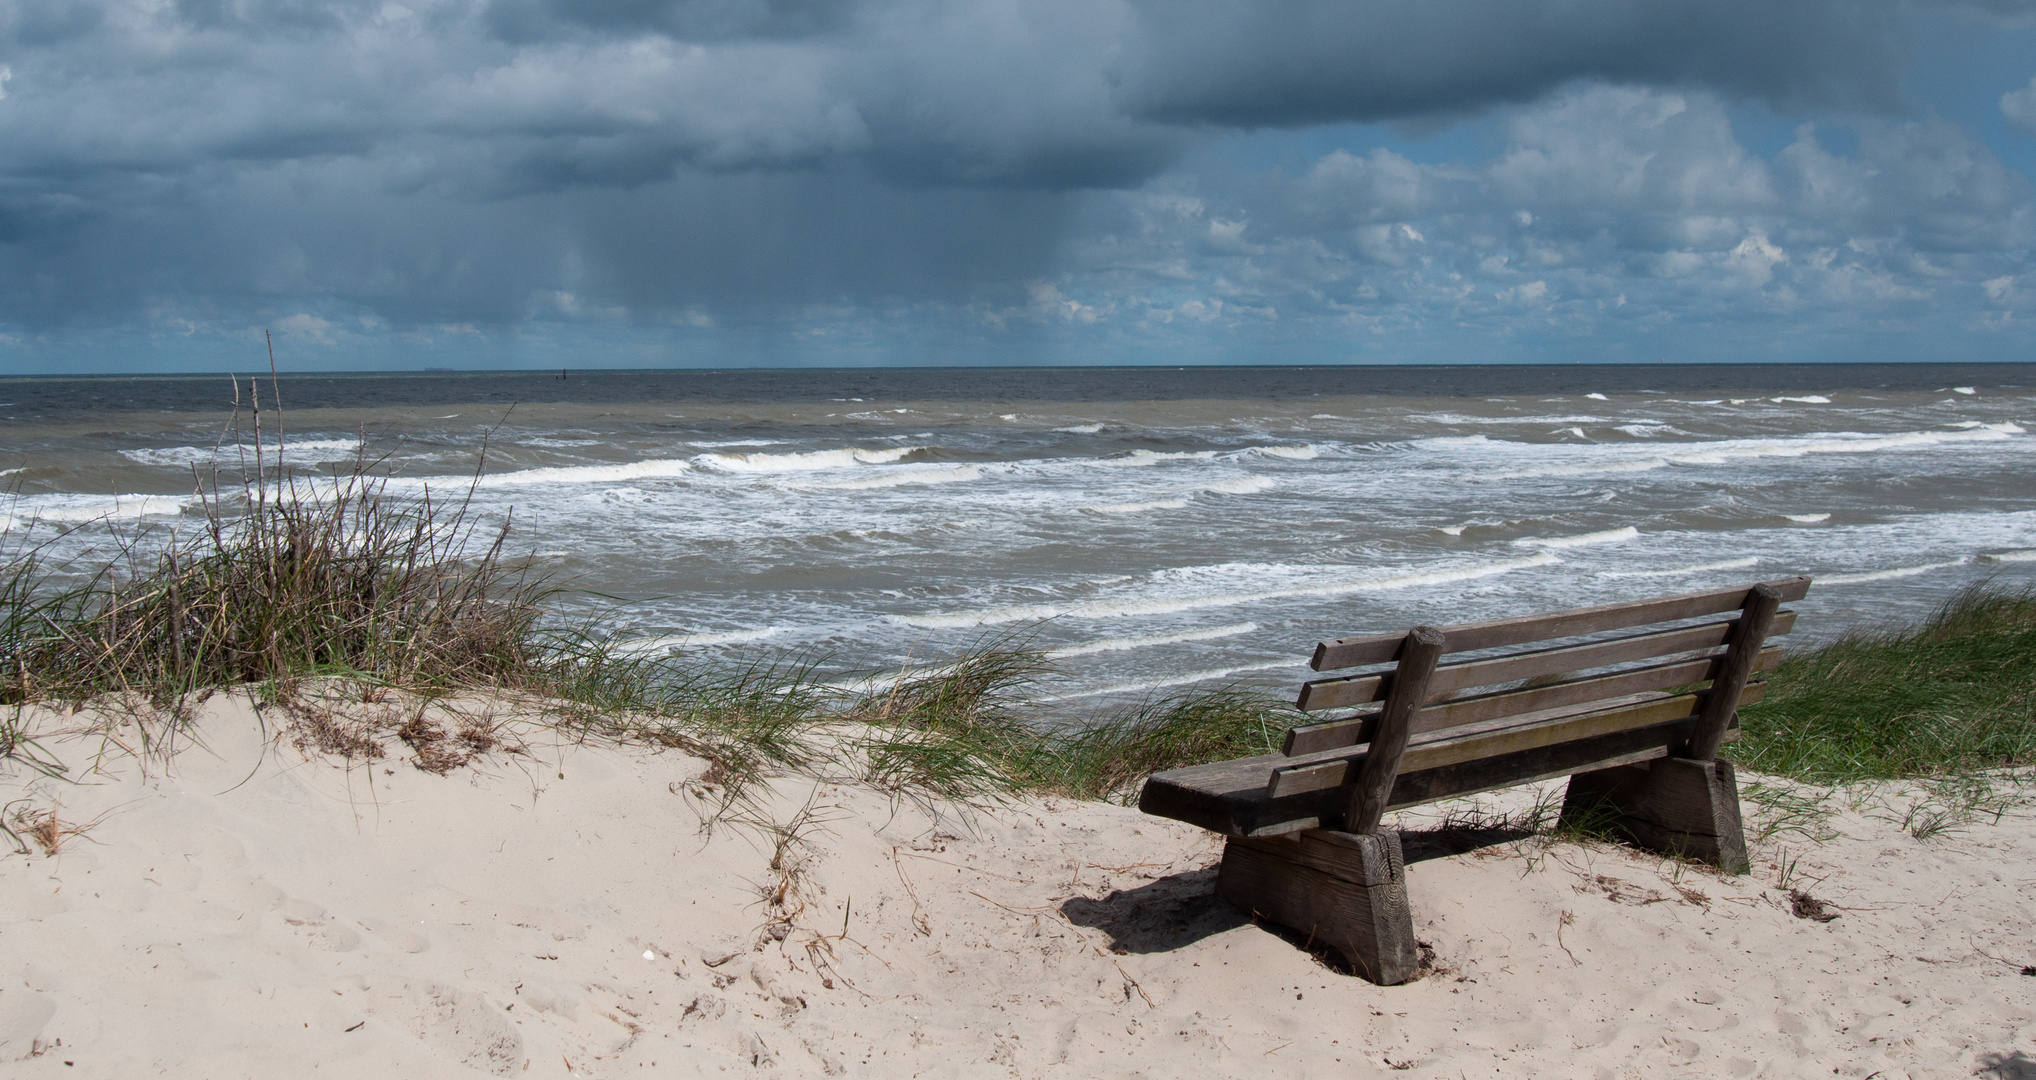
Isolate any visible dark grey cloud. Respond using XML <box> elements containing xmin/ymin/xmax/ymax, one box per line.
<box><xmin>0</xmin><ymin>0</ymin><xmax>2028</xmax><ymax>357</ymax></box>
<box><xmin>1112</xmin><ymin>0</ymin><xmax>1907</xmax><ymax>128</ymax></box>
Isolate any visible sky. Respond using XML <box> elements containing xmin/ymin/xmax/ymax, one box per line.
<box><xmin>1</xmin><ymin>0</ymin><xmax>2035</xmax><ymax>372</ymax></box>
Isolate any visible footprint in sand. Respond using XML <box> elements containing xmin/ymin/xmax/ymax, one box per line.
<box><xmin>344</xmin><ymin>978</ymin><xmax>523</xmax><ymax>1077</ymax></box>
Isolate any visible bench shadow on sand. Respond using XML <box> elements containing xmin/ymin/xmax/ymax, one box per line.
<box><xmin>1060</xmin><ymin>823</ymin><xmax>1538</xmax><ymax>956</ymax></box>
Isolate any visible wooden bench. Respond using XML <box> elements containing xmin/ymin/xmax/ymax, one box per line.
<box><xmin>1138</xmin><ymin>577</ymin><xmax>1809</xmax><ymax>984</ymax></box>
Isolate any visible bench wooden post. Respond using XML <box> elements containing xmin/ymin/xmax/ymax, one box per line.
<box><xmin>1212</xmin><ymin>626</ymin><xmax>1442</xmax><ymax>985</ymax></box>
<box><xmin>1557</xmin><ymin>584</ymin><xmax>1778</xmax><ymax>874</ymax></box>
<box><xmin>1345</xmin><ymin>626</ymin><xmax>1446</xmax><ymax>834</ymax></box>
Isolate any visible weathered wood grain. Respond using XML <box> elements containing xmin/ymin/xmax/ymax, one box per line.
<box><xmin>1560</xmin><ymin>757</ymin><xmax>1750</xmax><ymax>873</ymax></box>
<box><xmin>1685</xmin><ymin>584</ymin><xmax>1783</xmax><ymax>761</ymax></box>
<box><xmin>1216</xmin><ymin>830</ymin><xmax>1417</xmax><ymax>985</ymax></box>
<box><xmin>1345</xmin><ymin>626</ymin><xmax>1444</xmax><ymax>834</ymax></box>
<box><xmin>1295</xmin><ymin>609</ymin><xmax>1797</xmax><ymax>713</ymax></box>
<box><xmin>1137</xmin><ymin>710</ymin><xmax>1747</xmax><ymax>837</ymax></box>
<box><xmin>1310</xmin><ymin>576</ymin><xmax>1810</xmax><ymax>671</ymax></box>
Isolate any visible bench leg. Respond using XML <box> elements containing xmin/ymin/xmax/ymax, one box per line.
<box><xmin>1559</xmin><ymin>757</ymin><xmax>1750</xmax><ymax>874</ymax></box>
<box><xmin>1215</xmin><ymin>828</ymin><xmax>1419</xmax><ymax>985</ymax></box>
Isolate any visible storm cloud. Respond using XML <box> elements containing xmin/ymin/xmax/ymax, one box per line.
<box><xmin>0</xmin><ymin>0</ymin><xmax>2030</xmax><ymax>364</ymax></box>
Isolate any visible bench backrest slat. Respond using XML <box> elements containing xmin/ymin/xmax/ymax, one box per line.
<box><xmin>1266</xmin><ymin>682</ymin><xmax>1768</xmax><ymax>801</ymax></box>
<box><xmin>1284</xmin><ymin>644</ymin><xmax>1782</xmax><ymax>756</ymax></box>
<box><xmin>1309</xmin><ymin>576</ymin><xmax>1811</xmax><ymax>672</ymax></box>
<box><xmin>1296</xmin><ymin>608</ymin><xmax>1798</xmax><ymax>713</ymax></box>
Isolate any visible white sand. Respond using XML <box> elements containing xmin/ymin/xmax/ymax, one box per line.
<box><xmin>3</xmin><ymin>694</ymin><xmax>2033</xmax><ymax>1078</ymax></box>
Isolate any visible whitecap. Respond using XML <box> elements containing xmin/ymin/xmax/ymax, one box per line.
<box><xmin>612</xmin><ymin>627</ymin><xmax>788</xmax><ymax>655</ymax></box>
<box><xmin>696</xmin><ymin>446</ymin><xmax>920</xmax><ymax>472</ymax></box>
<box><xmin>1978</xmin><ymin>550</ymin><xmax>2036</xmax><ymax>563</ymax></box>
<box><xmin>460</xmin><ymin>458</ymin><xmax>695</xmax><ymax>487</ymax></box>
<box><xmin>1054</xmin><ymin>423</ymin><xmax>1105</xmax><ymax>434</ymax></box>
<box><xmin>1598</xmin><ymin>557</ymin><xmax>1760</xmax><ymax>579</ymax></box>
<box><xmin>1953</xmin><ymin>386</ymin><xmax>1977</xmax><ymax>395</ymax></box>
<box><xmin>1253</xmin><ymin>444</ymin><xmax>1320</xmax><ymax>460</ymax></box>
<box><xmin>122</xmin><ymin>437</ymin><xmax>363</xmax><ymax>467</ymax></box>
<box><xmin>1202</xmin><ymin>476</ymin><xmax>1277</xmax><ymax>496</ymax></box>
<box><xmin>1041</xmin><ymin>659</ymin><xmax>1304</xmax><ymax>702</ymax></box>
<box><xmin>898</xmin><ymin>552</ymin><xmax>1561</xmax><ymax>628</ymax></box>
<box><xmin>1087</xmin><ymin>449</ymin><xmax>1221</xmax><ymax>468</ymax></box>
<box><xmin>1585</xmin><ymin>393</ymin><xmax>1609</xmax><ymax>401</ymax></box>
<box><xmin>1087</xmin><ymin>498</ymin><xmax>1192</xmax><ymax>514</ymax></box>
<box><xmin>1818</xmin><ymin>559</ymin><xmax>1967</xmax><ymax>585</ymax></box>
<box><xmin>1045</xmin><ymin>623</ymin><xmax>1259</xmax><ymax>659</ymax></box>
<box><xmin>1770</xmin><ymin>395</ymin><xmax>1832</xmax><ymax>404</ymax></box>
<box><xmin>818</xmin><ymin>466</ymin><xmax>981</xmax><ymax>490</ymax></box>
<box><xmin>1512</xmin><ymin>526</ymin><xmax>1640</xmax><ymax>549</ymax></box>
<box><xmin>1783</xmin><ymin>513</ymin><xmax>1831</xmax><ymax>524</ymax></box>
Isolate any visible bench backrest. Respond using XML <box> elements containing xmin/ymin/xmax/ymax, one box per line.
<box><xmin>1136</xmin><ymin>578</ymin><xmax>1809</xmax><ymax>838</ymax></box>
<box><xmin>1268</xmin><ymin>577</ymin><xmax>1808</xmax><ymax>820</ymax></box>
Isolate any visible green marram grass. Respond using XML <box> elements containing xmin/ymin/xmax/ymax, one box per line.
<box><xmin>1734</xmin><ymin>583</ymin><xmax>2036</xmax><ymax>784</ymax></box>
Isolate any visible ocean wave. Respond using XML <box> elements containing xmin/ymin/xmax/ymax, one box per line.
<box><xmin>899</xmin><ymin>552</ymin><xmax>1561</xmax><ymax>628</ymax></box>
<box><xmin>1818</xmin><ymin>559</ymin><xmax>1967</xmax><ymax>585</ymax></box>
<box><xmin>2</xmin><ymin>494</ymin><xmax>186</xmax><ymax>533</ymax></box>
<box><xmin>1770</xmin><ymin>395</ymin><xmax>1832</xmax><ymax>404</ymax></box>
<box><xmin>1978</xmin><ymin>549</ymin><xmax>2036</xmax><ymax>563</ymax></box>
<box><xmin>1086</xmin><ymin>449</ymin><xmax>1221</xmax><ymax>468</ymax></box>
<box><xmin>1253</xmin><ymin>444</ymin><xmax>1320</xmax><ymax>460</ymax></box>
<box><xmin>1783</xmin><ymin>513</ymin><xmax>1831</xmax><ymax>524</ymax></box>
<box><xmin>1202</xmin><ymin>475</ymin><xmax>1277</xmax><ymax>496</ymax></box>
<box><xmin>461</xmin><ymin>458</ymin><xmax>696</xmax><ymax>486</ymax></box>
<box><xmin>696</xmin><ymin>446</ymin><xmax>921</xmax><ymax>472</ymax></box>
<box><xmin>121</xmin><ymin>438</ymin><xmax>363</xmax><ymax>467</ymax></box>
<box><xmin>1598</xmin><ymin>556</ymin><xmax>1760</xmax><ymax>579</ymax></box>
<box><xmin>1086</xmin><ymin>498</ymin><xmax>1192</xmax><ymax>514</ymax></box>
<box><xmin>1040</xmin><ymin>659</ymin><xmax>1303</xmax><ymax>702</ymax></box>
<box><xmin>1513</xmin><ymin>526</ymin><xmax>1640</xmax><ymax>549</ymax></box>
<box><xmin>1481</xmin><ymin>423</ymin><xmax>2027</xmax><ymax>481</ymax></box>
<box><xmin>611</xmin><ymin>627</ymin><xmax>788</xmax><ymax>654</ymax></box>
<box><xmin>1045</xmin><ymin>622</ymin><xmax>1259</xmax><ymax>659</ymax></box>
<box><xmin>817</xmin><ymin>466</ymin><xmax>981</xmax><ymax>490</ymax></box>
<box><xmin>1054</xmin><ymin>423</ymin><xmax>1105</xmax><ymax>434</ymax></box>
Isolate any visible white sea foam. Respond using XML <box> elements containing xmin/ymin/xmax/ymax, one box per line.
<box><xmin>1087</xmin><ymin>498</ymin><xmax>1192</xmax><ymax>514</ymax></box>
<box><xmin>898</xmin><ymin>552</ymin><xmax>1561</xmax><ymax>628</ymax></box>
<box><xmin>1585</xmin><ymin>393</ymin><xmax>1609</xmax><ymax>401</ymax></box>
<box><xmin>1202</xmin><ymin>476</ymin><xmax>1277</xmax><ymax>496</ymax></box>
<box><xmin>1513</xmin><ymin>526</ymin><xmax>1640</xmax><ymax>549</ymax></box>
<box><xmin>121</xmin><ymin>438</ymin><xmax>362</xmax><ymax>467</ymax></box>
<box><xmin>697</xmin><ymin>446</ymin><xmax>920</xmax><ymax>472</ymax></box>
<box><xmin>1978</xmin><ymin>550</ymin><xmax>2036</xmax><ymax>563</ymax></box>
<box><xmin>1045</xmin><ymin>623</ymin><xmax>1258</xmax><ymax>659</ymax></box>
<box><xmin>465</xmin><ymin>458</ymin><xmax>696</xmax><ymax>486</ymax></box>
<box><xmin>1054</xmin><ymin>423</ymin><xmax>1105</xmax><ymax>434</ymax></box>
<box><xmin>1784</xmin><ymin>513</ymin><xmax>1831</xmax><ymax>523</ymax></box>
<box><xmin>1042</xmin><ymin>659</ymin><xmax>1303</xmax><ymax>701</ymax></box>
<box><xmin>1087</xmin><ymin>449</ymin><xmax>1220</xmax><ymax>467</ymax></box>
<box><xmin>818</xmin><ymin>466</ymin><xmax>981</xmax><ymax>490</ymax></box>
<box><xmin>1598</xmin><ymin>557</ymin><xmax>1760</xmax><ymax>579</ymax></box>
<box><xmin>1483</xmin><ymin>423</ymin><xmax>2027</xmax><ymax>481</ymax></box>
<box><xmin>1253</xmin><ymin>444</ymin><xmax>1320</xmax><ymax>460</ymax></box>
<box><xmin>2</xmin><ymin>494</ymin><xmax>186</xmax><ymax>533</ymax></box>
<box><xmin>1953</xmin><ymin>386</ymin><xmax>1977</xmax><ymax>395</ymax></box>
<box><xmin>1770</xmin><ymin>395</ymin><xmax>1832</xmax><ymax>404</ymax></box>
<box><xmin>1614</xmin><ymin>424</ymin><xmax>1683</xmax><ymax>438</ymax></box>
<box><xmin>612</xmin><ymin>627</ymin><xmax>788</xmax><ymax>654</ymax></box>
<box><xmin>1818</xmin><ymin>559</ymin><xmax>1967</xmax><ymax>585</ymax></box>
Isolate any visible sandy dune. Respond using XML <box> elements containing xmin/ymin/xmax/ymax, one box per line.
<box><xmin>2</xmin><ymin>694</ymin><xmax>2033</xmax><ymax>1078</ymax></box>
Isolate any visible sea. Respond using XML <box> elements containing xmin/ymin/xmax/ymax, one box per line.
<box><xmin>3</xmin><ymin>363</ymin><xmax>2033</xmax><ymax>711</ymax></box>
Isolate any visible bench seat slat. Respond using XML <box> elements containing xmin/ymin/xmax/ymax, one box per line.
<box><xmin>1137</xmin><ymin>711</ymin><xmax>1746</xmax><ymax>838</ymax></box>
<box><xmin>1310</xmin><ymin>576</ymin><xmax>1810</xmax><ymax>672</ymax></box>
<box><xmin>1296</xmin><ymin>609</ymin><xmax>1796</xmax><ymax>712</ymax></box>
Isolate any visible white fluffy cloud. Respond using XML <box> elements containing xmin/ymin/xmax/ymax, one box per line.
<box><xmin>2004</xmin><ymin>75</ymin><xmax>2036</xmax><ymax>134</ymax></box>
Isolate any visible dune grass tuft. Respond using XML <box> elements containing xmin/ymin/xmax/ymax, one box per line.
<box><xmin>1735</xmin><ymin>583</ymin><xmax>2036</xmax><ymax>784</ymax></box>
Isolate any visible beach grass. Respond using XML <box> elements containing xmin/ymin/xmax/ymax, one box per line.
<box><xmin>1734</xmin><ymin>583</ymin><xmax>2036</xmax><ymax>784</ymax></box>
